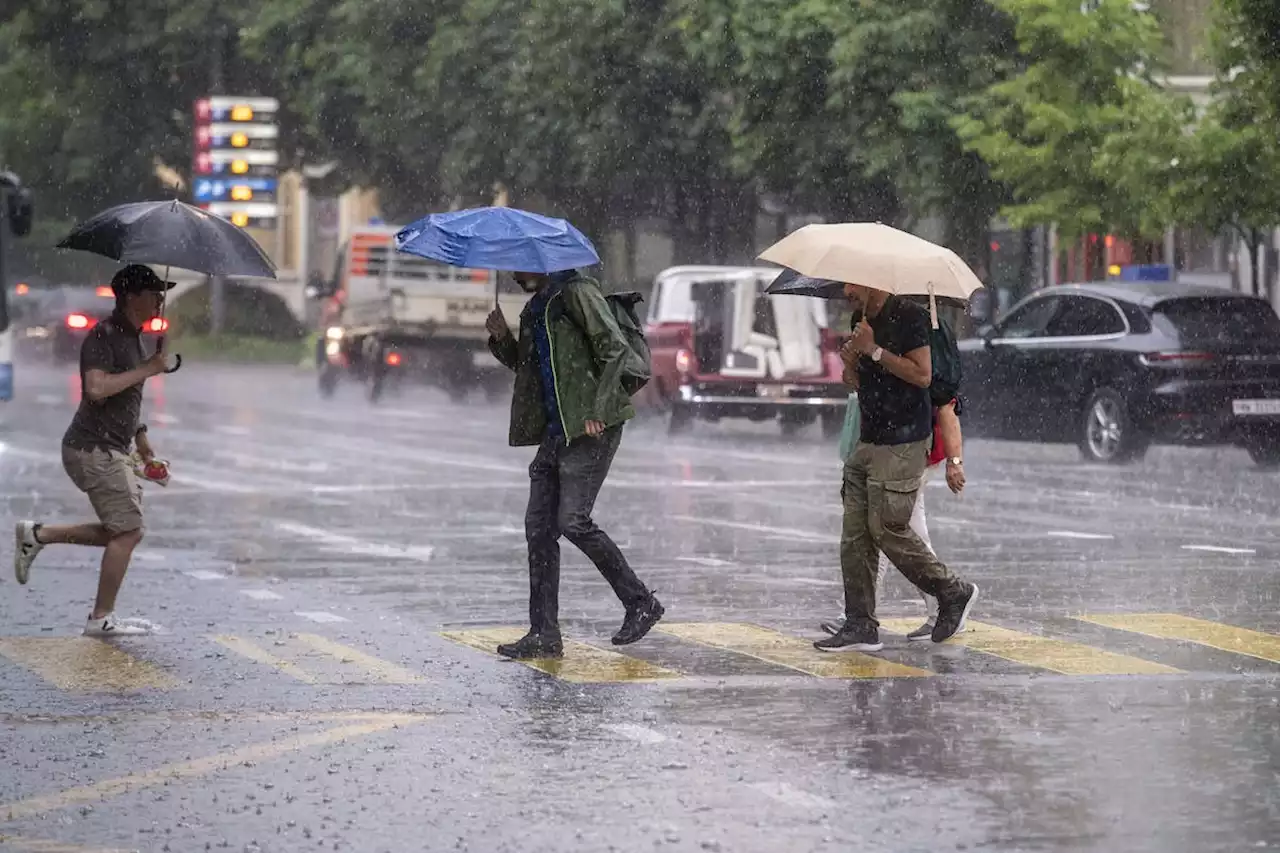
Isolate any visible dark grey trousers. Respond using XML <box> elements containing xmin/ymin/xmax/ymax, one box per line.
<box><xmin>525</xmin><ymin>425</ymin><xmax>649</xmax><ymax>634</ymax></box>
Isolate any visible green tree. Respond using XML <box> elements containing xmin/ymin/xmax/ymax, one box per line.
<box><xmin>954</xmin><ymin>0</ymin><xmax>1186</xmax><ymax>243</ymax></box>
<box><xmin>827</xmin><ymin>0</ymin><xmax>1018</xmax><ymax>271</ymax></box>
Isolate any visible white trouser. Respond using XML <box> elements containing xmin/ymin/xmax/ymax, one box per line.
<box><xmin>873</xmin><ymin>468</ymin><xmax>938</xmax><ymax>622</ymax></box>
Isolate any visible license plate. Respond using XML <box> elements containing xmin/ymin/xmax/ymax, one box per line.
<box><xmin>1232</xmin><ymin>399</ymin><xmax>1280</xmax><ymax>416</ymax></box>
<box><xmin>757</xmin><ymin>385</ymin><xmax>791</xmax><ymax>398</ymax></box>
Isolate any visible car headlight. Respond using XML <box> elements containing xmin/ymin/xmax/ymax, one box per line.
<box><xmin>325</xmin><ymin>326</ymin><xmax>345</xmax><ymax>340</ymax></box>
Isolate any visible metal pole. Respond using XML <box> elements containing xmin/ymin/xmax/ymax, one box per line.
<box><xmin>298</xmin><ymin>174</ymin><xmax>310</xmax><ymax>303</ymax></box>
<box><xmin>0</xmin><ymin>186</ymin><xmax>9</xmax><ymax>330</ymax></box>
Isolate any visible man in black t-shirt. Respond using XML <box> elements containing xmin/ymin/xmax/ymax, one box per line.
<box><xmin>13</xmin><ymin>265</ymin><xmax>171</xmax><ymax>637</ymax></box>
<box><xmin>815</xmin><ymin>285</ymin><xmax>978</xmax><ymax>653</ymax></box>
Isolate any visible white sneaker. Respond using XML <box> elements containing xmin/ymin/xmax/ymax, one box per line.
<box><xmin>14</xmin><ymin>521</ymin><xmax>43</xmax><ymax>585</ymax></box>
<box><xmin>84</xmin><ymin>614</ymin><xmax>152</xmax><ymax>637</ymax></box>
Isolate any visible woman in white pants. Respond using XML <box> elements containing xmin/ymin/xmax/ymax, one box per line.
<box><xmin>823</xmin><ymin>398</ymin><xmax>966</xmax><ymax>640</ymax></box>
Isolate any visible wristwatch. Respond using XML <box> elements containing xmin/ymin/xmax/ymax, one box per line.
<box><xmin>871</xmin><ymin>346</ymin><xmax>884</xmax><ymax>363</ymax></box>
<box><xmin>947</xmin><ymin>456</ymin><xmax>962</xmax><ymax>466</ymax></box>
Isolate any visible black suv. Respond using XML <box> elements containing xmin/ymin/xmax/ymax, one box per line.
<box><xmin>960</xmin><ymin>281</ymin><xmax>1280</xmax><ymax>467</ymax></box>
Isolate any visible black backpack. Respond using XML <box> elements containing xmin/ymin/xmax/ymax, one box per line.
<box><xmin>928</xmin><ymin>314</ymin><xmax>962</xmax><ymax>407</ymax></box>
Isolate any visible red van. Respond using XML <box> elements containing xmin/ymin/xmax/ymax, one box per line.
<box><xmin>637</xmin><ymin>266</ymin><xmax>848</xmax><ymax>436</ymax></box>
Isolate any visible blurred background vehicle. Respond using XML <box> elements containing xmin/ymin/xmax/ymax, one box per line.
<box><xmin>15</xmin><ymin>283</ymin><xmax>167</xmax><ymax>363</ymax></box>
<box><xmin>637</xmin><ymin>266</ymin><xmax>848</xmax><ymax>437</ymax></box>
<box><xmin>960</xmin><ymin>281</ymin><xmax>1280</xmax><ymax>467</ymax></box>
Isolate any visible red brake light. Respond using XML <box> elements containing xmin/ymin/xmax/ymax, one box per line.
<box><xmin>14</xmin><ymin>283</ymin><xmax>29</xmax><ymax>295</ymax></box>
<box><xmin>147</xmin><ymin>318</ymin><xmax>169</xmax><ymax>333</ymax></box>
<box><xmin>385</xmin><ymin>351</ymin><xmax>402</xmax><ymax>366</ymax></box>
<box><xmin>66</xmin><ymin>313</ymin><xmax>94</xmax><ymax>330</ymax></box>
<box><xmin>675</xmin><ymin>348</ymin><xmax>695</xmax><ymax>375</ymax></box>
<box><xmin>1141</xmin><ymin>351</ymin><xmax>1216</xmax><ymax>365</ymax></box>
<box><xmin>95</xmin><ymin>286</ymin><xmax>114</xmax><ymax>298</ymax></box>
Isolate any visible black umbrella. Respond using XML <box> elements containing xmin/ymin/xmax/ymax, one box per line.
<box><xmin>58</xmin><ymin>199</ymin><xmax>276</xmax><ymax>278</ymax></box>
<box><xmin>764</xmin><ymin>267</ymin><xmax>845</xmax><ymax>299</ymax></box>
<box><xmin>58</xmin><ymin>200</ymin><xmax>278</xmax><ymax>374</ymax></box>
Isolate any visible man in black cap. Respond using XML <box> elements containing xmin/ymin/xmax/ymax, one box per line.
<box><xmin>13</xmin><ymin>265</ymin><xmax>172</xmax><ymax>636</ymax></box>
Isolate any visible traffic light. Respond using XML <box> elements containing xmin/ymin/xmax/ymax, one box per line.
<box><xmin>192</xmin><ymin>95</ymin><xmax>279</xmax><ymax>229</ymax></box>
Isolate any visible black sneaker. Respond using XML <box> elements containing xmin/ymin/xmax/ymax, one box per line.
<box><xmin>497</xmin><ymin>631</ymin><xmax>564</xmax><ymax>660</ymax></box>
<box><xmin>906</xmin><ymin>621</ymin><xmax>935</xmax><ymax>641</ymax></box>
<box><xmin>932</xmin><ymin>582</ymin><xmax>979</xmax><ymax>643</ymax></box>
<box><xmin>612</xmin><ymin>596</ymin><xmax>665</xmax><ymax>646</ymax></box>
<box><xmin>814</xmin><ymin>622</ymin><xmax>883</xmax><ymax>652</ymax></box>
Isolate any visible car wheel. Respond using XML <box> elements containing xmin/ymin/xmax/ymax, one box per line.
<box><xmin>668</xmin><ymin>404</ymin><xmax>694</xmax><ymax>435</ymax></box>
<box><xmin>1079</xmin><ymin>388</ymin><xmax>1149</xmax><ymax>464</ymax></box>
<box><xmin>1246</xmin><ymin>438</ymin><xmax>1280</xmax><ymax>469</ymax></box>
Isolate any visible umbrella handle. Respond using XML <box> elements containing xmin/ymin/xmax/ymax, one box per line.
<box><xmin>165</xmin><ymin>354</ymin><xmax>183</xmax><ymax>374</ymax></box>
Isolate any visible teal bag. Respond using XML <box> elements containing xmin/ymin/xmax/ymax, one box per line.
<box><xmin>838</xmin><ymin>393</ymin><xmax>860</xmax><ymax>462</ymax></box>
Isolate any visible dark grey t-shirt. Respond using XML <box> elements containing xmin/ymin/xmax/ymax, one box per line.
<box><xmin>858</xmin><ymin>297</ymin><xmax>933</xmax><ymax>445</ymax></box>
<box><xmin>62</xmin><ymin>313</ymin><xmax>145</xmax><ymax>453</ymax></box>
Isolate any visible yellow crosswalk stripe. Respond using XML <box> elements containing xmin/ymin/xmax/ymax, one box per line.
<box><xmin>212</xmin><ymin>634</ymin><xmax>424</xmax><ymax>685</ymax></box>
<box><xmin>439</xmin><ymin>628</ymin><xmax>680</xmax><ymax>683</ymax></box>
<box><xmin>1077</xmin><ymin>613</ymin><xmax>1280</xmax><ymax>664</ymax></box>
<box><xmin>657</xmin><ymin>622</ymin><xmax>930</xmax><ymax>679</ymax></box>
<box><xmin>292</xmin><ymin>633</ymin><xmax>425</xmax><ymax>684</ymax></box>
<box><xmin>878</xmin><ymin>619</ymin><xmax>1181</xmax><ymax>676</ymax></box>
<box><xmin>211</xmin><ymin>635</ymin><xmax>319</xmax><ymax>684</ymax></box>
<box><xmin>0</xmin><ymin>638</ymin><xmax>178</xmax><ymax>692</ymax></box>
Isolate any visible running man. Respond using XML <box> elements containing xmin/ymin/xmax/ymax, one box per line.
<box><xmin>13</xmin><ymin>265</ymin><xmax>172</xmax><ymax>636</ymax></box>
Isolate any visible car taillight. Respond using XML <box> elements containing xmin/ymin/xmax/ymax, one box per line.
<box><xmin>385</xmin><ymin>351</ymin><xmax>402</xmax><ymax>366</ymax></box>
<box><xmin>66</xmin><ymin>313</ymin><xmax>94</xmax><ymax>330</ymax></box>
<box><xmin>675</xmin><ymin>348</ymin><xmax>695</xmax><ymax>375</ymax></box>
<box><xmin>146</xmin><ymin>318</ymin><xmax>169</xmax><ymax>333</ymax></box>
<box><xmin>95</xmin><ymin>286</ymin><xmax>114</xmax><ymax>298</ymax></box>
<box><xmin>1140</xmin><ymin>351</ymin><xmax>1216</xmax><ymax>366</ymax></box>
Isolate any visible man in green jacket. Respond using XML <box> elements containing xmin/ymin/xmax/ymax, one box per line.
<box><xmin>485</xmin><ymin>268</ymin><xmax>664</xmax><ymax>659</ymax></box>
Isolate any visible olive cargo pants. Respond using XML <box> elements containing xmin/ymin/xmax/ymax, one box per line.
<box><xmin>840</xmin><ymin>439</ymin><xmax>964</xmax><ymax>627</ymax></box>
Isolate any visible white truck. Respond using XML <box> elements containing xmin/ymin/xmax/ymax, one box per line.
<box><xmin>312</xmin><ymin>224</ymin><xmax>528</xmax><ymax>403</ymax></box>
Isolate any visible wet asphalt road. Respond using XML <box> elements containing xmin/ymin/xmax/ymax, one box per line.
<box><xmin>0</xmin><ymin>362</ymin><xmax>1277</xmax><ymax>853</ymax></box>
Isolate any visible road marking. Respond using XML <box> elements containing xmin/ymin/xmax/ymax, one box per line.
<box><xmin>749</xmin><ymin>782</ymin><xmax>838</xmax><ymax>810</ymax></box>
<box><xmin>601</xmin><ymin>723</ymin><xmax>667</xmax><ymax>744</ymax></box>
<box><xmin>1077</xmin><ymin>613</ymin><xmax>1280</xmax><ymax>665</ymax></box>
<box><xmin>439</xmin><ymin>628</ymin><xmax>680</xmax><ymax>683</ymax></box>
<box><xmin>292</xmin><ymin>633</ymin><xmax>425</xmax><ymax>684</ymax></box>
<box><xmin>657</xmin><ymin>622</ymin><xmax>929</xmax><ymax>679</ymax></box>
<box><xmin>212</xmin><ymin>635</ymin><xmax>319</xmax><ymax>684</ymax></box>
<box><xmin>150</xmin><ymin>413</ymin><xmax>179</xmax><ymax>426</ymax></box>
<box><xmin>671</xmin><ymin>516</ymin><xmax>835</xmax><ymax>544</ymax></box>
<box><xmin>1046</xmin><ymin>530</ymin><xmax>1115</xmax><ymax>540</ymax></box>
<box><xmin>294</xmin><ymin>611</ymin><xmax>349</xmax><ymax>624</ymax></box>
<box><xmin>183</xmin><ymin>569</ymin><xmax>226</xmax><ymax>581</ymax></box>
<box><xmin>240</xmin><ymin>589</ymin><xmax>283</xmax><ymax>601</ymax></box>
<box><xmin>274</xmin><ymin>521</ymin><xmax>435</xmax><ymax>563</ymax></box>
<box><xmin>0</xmin><ymin>714</ymin><xmax>430</xmax><ymax>823</ymax></box>
<box><xmin>1181</xmin><ymin>544</ymin><xmax>1256</xmax><ymax>555</ymax></box>
<box><xmin>0</xmin><ymin>836</ymin><xmax>134</xmax><ymax>852</ymax></box>
<box><xmin>879</xmin><ymin>619</ymin><xmax>1181</xmax><ymax>676</ymax></box>
<box><xmin>675</xmin><ymin>556</ymin><xmax>735</xmax><ymax>568</ymax></box>
<box><xmin>0</xmin><ymin>638</ymin><xmax>179</xmax><ymax>692</ymax></box>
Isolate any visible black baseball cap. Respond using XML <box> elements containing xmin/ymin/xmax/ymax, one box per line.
<box><xmin>111</xmin><ymin>264</ymin><xmax>176</xmax><ymax>296</ymax></box>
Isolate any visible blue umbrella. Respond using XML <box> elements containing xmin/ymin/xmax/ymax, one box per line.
<box><xmin>394</xmin><ymin>207</ymin><xmax>601</xmax><ymax>274</ymax></box>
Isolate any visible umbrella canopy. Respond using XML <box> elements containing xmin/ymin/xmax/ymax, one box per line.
<box><xmin>394</xmin><ymin>207</ymin><xmax>600</xmax><ymax>273</ymax></box>
<box><xmin>758</xmin><ymin>223</ymin><xmax>983</xmax><ymax>302</ymax></box>
<box><xmin>58</xmin><ymin>200</ymin><xmax>276</xmax><ymax>279</ymax></box>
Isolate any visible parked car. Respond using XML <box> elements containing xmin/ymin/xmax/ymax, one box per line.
<box><xmin>960</xmin><ymin>281</ymin><xmax>1280</xmax><ymax>467</ymax></box>
<box><xmin>636</xmin><ymin>266</ymin><xmax>848</xmax><ymax>436</ymax></box>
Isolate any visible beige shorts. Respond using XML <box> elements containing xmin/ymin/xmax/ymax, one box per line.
<box><xmin>61</xmin><ymin>446</ymin><xmax>144</xmax><ymax>535</ymax></box>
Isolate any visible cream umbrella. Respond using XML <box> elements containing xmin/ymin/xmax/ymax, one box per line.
<box><xmin>758</xmin><ymin>222</ymin><xmax>984</xmax><ymax>327</ymax></box>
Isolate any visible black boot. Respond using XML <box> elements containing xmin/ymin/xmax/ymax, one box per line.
<box><xmin>497</xmin><ymin>631</ymin><xmax>564</xmax><ymax>660</ymax></box>
<box><xmin>612</xmin><ymin>596</ymin><xmax>665</xmax><ymax>646</ymax></box>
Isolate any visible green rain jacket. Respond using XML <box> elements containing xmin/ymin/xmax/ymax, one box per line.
<box><xmin>488</xmin><ymin>273</ymin><xmax>636</xmax><ymax>446</ymax></box>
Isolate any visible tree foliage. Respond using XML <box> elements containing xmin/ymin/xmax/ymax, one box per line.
<box><xmin>954</xmin><ymin>0</ymin><xmax>1193</xmax><ymax>241</ymax></box>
